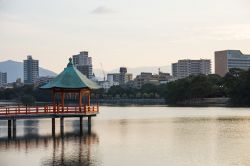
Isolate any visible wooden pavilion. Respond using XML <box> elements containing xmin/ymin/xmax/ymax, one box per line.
<box><xmin>40</xmin><ymin>57</ymin><xmax>100</xmax><ymax>113</ymax></box>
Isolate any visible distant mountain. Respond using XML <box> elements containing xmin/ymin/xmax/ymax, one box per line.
<box><xmin>0</xmin><ymin>60</ymin><xmax>57</xmax><ymax>83</ymax></box>
<box><xmin>94</xmin><ymin>66</ymin><xmax>171</xmax><ymax>81</ymax></box>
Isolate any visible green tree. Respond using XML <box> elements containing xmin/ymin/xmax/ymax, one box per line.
<box><xmin>20</xmin><ymin>95</ymin><xmax>35</xmax><ymax>105</ymax></box>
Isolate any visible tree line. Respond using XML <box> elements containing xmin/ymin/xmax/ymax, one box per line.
<box><xmin>1</xmin><ymin>68</ymin><xmax>250</xmax><ymax>106</ymax></box>
<box><xmin>165</xmin><ymin>68</ymin><xmax>250</xmax><ymax>106</ymax></box>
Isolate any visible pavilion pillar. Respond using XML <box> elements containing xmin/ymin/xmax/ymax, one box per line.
<box><xmin>61</xmin><ymin>91</ymin><xmax>65</xmax><ymax>112</ymax></box>
<box><xmin>80</xmin><ymin>116</ymin><xmax>83</xmax><ymax>135</ymax></box>
<box><xmin>79</xmin><ymin>90</ymin><xmax>82</xmax><ymax>112</ymax></box>
<box><xmin>52</xmin><ymin>90</ymin><xmax>56</xmax><ymax>113</ymax></box>
<box><xmin>87</xmin><ymin>91</ymin><xmax>91</xmax><ymax>106</ymax></box>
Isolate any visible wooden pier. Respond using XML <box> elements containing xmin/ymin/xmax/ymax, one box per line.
<box><xmin>0</xmin><ymin>104</ymin><xmax>99</xmax><ymax>138</ymax></box>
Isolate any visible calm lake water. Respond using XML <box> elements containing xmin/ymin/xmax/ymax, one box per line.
<box><xmin>1</xmin><ymin>106</ymin><xmax>250</xmax><ymax>166</ymax></box>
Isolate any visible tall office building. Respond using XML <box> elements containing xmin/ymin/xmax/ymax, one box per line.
<box><xmin>172</xmin><ymin>59</ymin><xmax>211</xmax><ymax>79</ymax></box>
<box><xmin>172</xmin><ymin>63</ymin><xmax>178</xmax><ymax>77</ymax></box>
<box><xmin>24</xmin><ymin>55</ymin><xmax>39</xmax><ymax>84</ymax></box>
<box><xmin>0</xmin><ymin>72</ymin><xmax>7</xmax><ymax>86</ymax></box>
<box><xmin>119</xmin><ymin>67</ymin><xmax>128</xmax><ymax>85</ymax></box>
<box><xmin>72</xmin><ymin>51</ymin><xmax>93</xmax><ymax>79</ymax></box>
<box><xmin>215</xmin><ymin>50</ymin><xmax>250</xmax><ymax>76</ymax></box>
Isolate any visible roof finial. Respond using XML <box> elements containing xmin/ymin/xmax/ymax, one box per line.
<box><xmin>67</xmin><ymin>57</ymin><xmax>73</xmax><ymax>67</ymax></box>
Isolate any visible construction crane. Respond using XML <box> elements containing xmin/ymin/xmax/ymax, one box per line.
<box><xmin>100</xmin><ymin>63</ymin><xmax>106</xmax><ymax>81</ymax></box>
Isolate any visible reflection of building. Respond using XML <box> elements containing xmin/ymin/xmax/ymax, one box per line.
<box><xmin>172</xmin><ymin>59</ymin><xmax>211</xmax><ymax>79</ymax></box>
<box><xmin>73</xmin><ymin>51</ymin><xmax>93</xmax><ymax>79</ymax></box>
<box><xmin>24</xmin><ymin>55</ymin><xmax>39</xmax><ymax>84</ymax></box>
<box><xmin>215</xmin><ymin>50</ymin><xmax>250</xmax><ymax>77</ymax></box>
<box><xmin>23</xmin><ymin>120</ymin><xmax>39</xmax><ymax>137</ymax></box>
<box><xmin>0</xmin><ymin>72</ymin><xmax>7</xmax><ymax>87</ymax></box>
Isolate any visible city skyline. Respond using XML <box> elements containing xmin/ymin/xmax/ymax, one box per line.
<box><xmin>1</xmin><ymin>0</ymin><xmax>250</xmax><ymax>73</ymax></box>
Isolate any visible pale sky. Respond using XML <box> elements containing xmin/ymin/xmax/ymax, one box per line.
<box><xmin>1</xmin><ymin>0</ymin><xmax>250</xmax><ymax>73</ymax></box>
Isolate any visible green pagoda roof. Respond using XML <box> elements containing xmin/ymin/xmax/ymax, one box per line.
<box><xmin>40</xmin><ymin>58</ymin><xmax>100</xmax><ymax>89</ymax></box>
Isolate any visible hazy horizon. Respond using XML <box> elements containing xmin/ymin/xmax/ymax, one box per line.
<box><xmin>1</xmin><ymin>0</ymin><xmax>250</xmax><ymax>73</ymax></box>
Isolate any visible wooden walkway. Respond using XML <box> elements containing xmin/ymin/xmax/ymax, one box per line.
<box><xmin>0</xmin><ymin>104</ymin><xmax>99</xmax><ymax>138</ymax></box>
<box><xmin>0</xmin><ymin>104</ymin><xmax>99</xmax><ymax>120</ymax></box>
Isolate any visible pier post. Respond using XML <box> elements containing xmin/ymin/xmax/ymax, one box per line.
<box><xmin>60</xmin><ymin>117</ymin><xmax>64</xmax><ymax>136</ymax></box>
<box><xmin>12</xmin><ymin>119</ymin><xmax>16</xmax><ymax>138</ymax></box>
<box><xmin>80</xmin><ymin>117</ymin><xmax>83</xmax><ymax>134</ymax></box>
<box><xmin>87</xmin><ymin>116</ymin><xmax>91</xmax><ymax>134</ymax></box>
<box><xmin>8</xmin><ymin>120</ymin><xmax>12</xmax><ymax>138</ymax></box>
<box><xmin>52</xmin><ymin>118</ymin><xmax>55</xmax><ymax>136</ymax></box>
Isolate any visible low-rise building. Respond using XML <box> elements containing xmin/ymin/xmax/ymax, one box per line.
<box><xmin>13</xmin><ymin>78</ymin><xmax>23</xmax><ymax>87</ymax></box>
<box><xmin>107</xmin><ymin>73</ymin><xmax>120</xmax><ymax>84</ymax></box>
<box><xmin>107</xmin><ymin>67</ymin><xmax>133</xmax><ymax>86</ymax></box>
<box><xmin>172</xmin><ymin>59</ymin><xmax>211</xmax><ymax>79</ymax></box>
<box><xmin>35</xmin><ymin>76</ymin><xmax>55</xmax><ymax>87</ymax></box>
<box><xmin>133</xmin><ymin>72</ymin><xmax>172</xmax><ymax>88</ymax></box>
<box><xmin>98</xmin><ymin>81</ymin><xmax>119</xmax><ymax>91</ymax></box>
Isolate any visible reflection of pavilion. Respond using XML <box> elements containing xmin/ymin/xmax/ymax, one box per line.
<box><xmin>23</xmin><ymin>120</ymin><xmax>39</xmax><ymax>137</ymax></box>
<box><xmin>0</xmin><ymin>131</ymin><xmax>99</xmax><ymax>166</ymax></box>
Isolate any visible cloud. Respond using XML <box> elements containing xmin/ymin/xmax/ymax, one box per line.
<box><xmin>91</xmin><ymin>6</ymin><xmax>115</xmax><ymax>14</ymax></box>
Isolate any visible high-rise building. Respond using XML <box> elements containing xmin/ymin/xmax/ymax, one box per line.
<box><xmin>215</xmin><ymin>50</ymin><xmax>250</xmax><ymax>77</ymax></box>
<box><xmin>119</xmin><ymin>67</ymin><xmax>128</xmax><ymax>85</ymax></box>
<box><xmin>172</xmin><ymin>59</ymin><xmax>211</xmax><ymax>79</ymax></box>
<box><xmin>172</xmin><ymin>63</ymin><xmax>178</xmax><ymax>77</ymax></box>
<box><xmin>24</xmin><ymin>55</ymin><xmax>39</xmax><ymax>84</ymax></box>
<box><xmin>72</xmin><ymin>51</ymin><xmax>93</xmax><ymax>79</ymax></box>
<box><xmin>0</xmin><ymin>72</ymin><xmax>7</xmax><ymax>87</ymax></box>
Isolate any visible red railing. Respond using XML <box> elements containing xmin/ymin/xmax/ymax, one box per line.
<box><xmin>0</xmin><ymin>104</ymin><xmax>99</xmax><ymax>116</ymax></box>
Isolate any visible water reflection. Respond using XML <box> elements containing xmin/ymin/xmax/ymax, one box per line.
<box><xmin>41</xmin><ymin>132</ymin><xmax>99</xmax><ymax>166</ymax></box>
<box><xmin>23</xmin><ymin>120</ymin><xmax>39</xmax><ymax>137</ymax></box>
<box><xmin>2</xmin><ymin>107</ymin><xmax>250</xmax><ymax>166</ymax></box>
<box><xmin>0</xmin><ymin>127</ymin><xmax>99</xmax><ymax>166</ymax></box>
